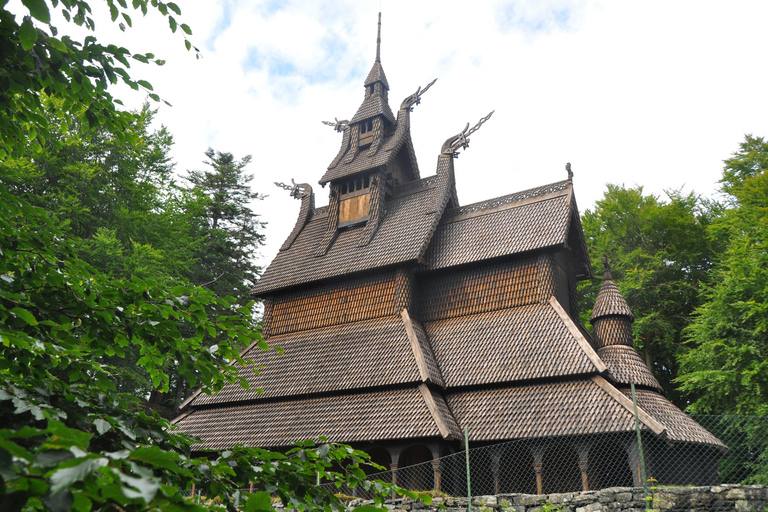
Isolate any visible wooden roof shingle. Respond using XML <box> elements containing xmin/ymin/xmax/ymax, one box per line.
<box><xmin>598</xmin><ymin>345</ymin><xmax>663</xmax><ymax>392</ymax></box>
<box><xmin>424</xmin><ymin>181</ymin><xmax>574</xmax><ymax>270</ymax></box>
<box><xmin>425</xmin><ymin>300</ymin><xmax>602</xmax><ymax>388</ymax></box>
<box><xmin>620</xmin><ymin>388</ymin><xmax>727</xmax><ymax>449</ymax></box>
<box><xmin>190</xmin><ymin>314</ymin><xmax>443</xmax><ymax>407</ymax></box>
<box><xmin>253</xmin><ymin>177</ymin><xmax>439</xmax><ymax>295</ymax></box>
<box><xmin>175</xmin><ymin>387</ymin><xmax>460</xmax><ymax>449</ymax></box>
<box><xmin>446</xmin><ymin>379</ymin><xmax>651</xmax><ymax>441</ymax></box>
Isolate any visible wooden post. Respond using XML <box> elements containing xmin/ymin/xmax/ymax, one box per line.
<box><xmin>579</xmin><ymin>458</ymin><xmax>589</xmax><ymax>491</ymax></box>
<box><xmin>625</xmin><ymin>441</ymin><xmax>642</xmax><ymax>487</ymax></box>
<box><xmin>534</xmin><ymin>464</ymin><xmax>543</xmax><ymax>495</ymax></box>
<box><xmin>465</xmin><ymin>427</ymin><xmax>472</xmax><ymax>512</ymax></box>
<box><xmin>190</xmin><ymin>483</ymin><xmax>196</xmax><ymax>502</ymax></box>
<box><xmin>532</xmin><ymin>449</ymin><xmax>544</xmax><ymax>495</ymax></box>
<box><xmin>390</xmin><ymin>462</ymin><xmax>398</xmax><ymax>499</ymax></box>
<box><xmin>431</xmin><ymin>459</ymin><xmax>442</xmax><ymax>493</ymax></box>
<box><xmin>578</xmin><ymin>445</ymin><xmax>590</xmax><ymax>491</ymax></box>
<box><xmin>491</xmin><ymin>453</ymin><xmax>501</xmax><ymax>495</ymax></box>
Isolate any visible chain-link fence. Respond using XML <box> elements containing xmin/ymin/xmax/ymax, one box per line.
<box><xmin>322</xmin><ymin>415</ymin><xmax>768</xmax><ymax>499</ymax></box>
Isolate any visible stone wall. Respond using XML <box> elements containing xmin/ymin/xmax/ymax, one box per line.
<box><xmin>345</xmin><ymin>485</ymin><xmax>768</xmax><ymax>512</ymax></box>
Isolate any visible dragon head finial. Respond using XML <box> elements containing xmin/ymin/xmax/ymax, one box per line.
<box><xmin>441</xmin><ymin>110</ymin><xmax>494</xmax><ymax>158</ymax></box>
<box><xmin>321</xmin><ymin>118</ymin><xmax>349</xmax><ymax>133</ymax></box>
<box><xmin>400</xmin><ymin>78</ymin><xmax>438</xmax><ymax>111</ymax></box>
<box><xmin>274</xmin><ymin>179</ymin><xmax>311</xmax><ymax>199</ymax></box>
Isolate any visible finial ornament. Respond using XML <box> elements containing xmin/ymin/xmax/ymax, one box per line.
<box><xmin>400</xmin><ymin>78</ymin><xmax>437</xmax><ymax>111</ymax></box>
<box><xmin>566</xmin><ymin>162</ymin><xmax>573</xmax><ymax>180</ymax></box>
<box><xmin>376</xmin><ymin>12</ymin><xmax>382</xmax><ymax>63</ymax></box>
<box><xmin>274</xmin><ymin>179</ymin><xmax>311</xmax><ymax>199</ymax></box>
<box><xmin>441</xmin><ymin>111</ymin><xmax>495</xmax><ymax>158</ymax></box>
<box><xmin>322</xmin><ymin>118</ymin><xmax>349</xmax><ymax>132</ymax></box>
<box><xmin>602</xmin><ymin>254</ymin><xmax>613</xmax><ymax>281</ymax></box>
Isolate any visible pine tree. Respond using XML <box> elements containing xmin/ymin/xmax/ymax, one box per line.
<box><xmin>677</xmin><ymin>135</ymin><xmax>768</xmax><ymax>414</ymax></box>
<box><xmin>184</xmin><ymin>148</ymin><xmax>265</xmax><ymax>306</ymax></box>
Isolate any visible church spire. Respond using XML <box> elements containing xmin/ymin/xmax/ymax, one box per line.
<box><xmin>362</xmin><ymin>13</ymin><xmax>390</xmax><ymax>91</ymax></box>
<box><xmin>590</xmin><ymin>254</ymin><xmax>634</xmax><ymax>322</ymax></box>
<box><xmin>590</xmin><ymin>256</ymin><xmax>663</xmax><ymax>392</ymax></box>
<box><xmin>602</xmin><ymin>254</ymin><xmax>613</xmax><ymax>281</ymax></box>
<box><xmin>350</xmin><ymin>13</ymin><xmax>394</xmax><ymax>125</ymax></box>
<box><xmin>376</xmin><ymin>12</ymin><xmax>381</xmax><ymax>63</ymax></box>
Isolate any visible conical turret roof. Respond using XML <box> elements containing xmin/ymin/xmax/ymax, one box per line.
<box><xmin>590</xmin><ymin>255</ymin><xmax>634</xmax><ymax>322</ymax></box>
<box><xmin>350</xmin><ymin>13</ymin><xmax>396</xmax><ymax>125</ymax></box>
<box><xmin>364</xmin><ymin>61</ymin><xmax>389</xmax><ymax>89</ymax></box>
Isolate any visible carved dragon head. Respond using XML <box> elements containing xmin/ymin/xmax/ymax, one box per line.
<box><xmin>400</xmin><ymin>78</ymin><xmax>437</xmax><ymax>111</ymax></box>
<box><xmin>321</xmin><ymin>118</ymin><xmax>349</xmax><ymax>133</ymax></box>
<box><xmin>274</xmin><ymin>179</ymin><xmax>312</xmax><ymax>199</ymax></box>
<box><xmin>441</xmin><ymin>111</ymin><xmax>494</xmax><ymax>157</ymax></box>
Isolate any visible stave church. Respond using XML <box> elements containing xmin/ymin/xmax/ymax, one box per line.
<box><xmin>174</xmin><ymin>14</ymin><xmax>725</xmax><ymax>495</ymax></box>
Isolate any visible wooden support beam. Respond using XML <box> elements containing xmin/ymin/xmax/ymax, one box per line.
<box><xmin>592</xmin><ymin>376</ymin><xmax>666</xmax><ymax>435</ymax></box>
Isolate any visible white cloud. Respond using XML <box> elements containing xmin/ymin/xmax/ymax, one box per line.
<box><xmin>10</xmin><ymin>0</ymin><xmax>768</xmax><ymax>267</ymax></box>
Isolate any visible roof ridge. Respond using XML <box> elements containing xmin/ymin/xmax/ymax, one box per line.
<box><xmin>548</xmin><ymin>296</ymin><xmax>607</xmax><ymax>374</ymax></box>
<box><xmin>394</xmin><ymin>174</ymin><xmax>439</xmax><ymax>195</ymax></box>
<box><xmin>418</xmin><ymin>384</ymin><xmax>460</xmax><ymax>440</ymax></box>
<box><xmin>416</xmin><ymin>155</ymin><xmax>456</xmax><ymax>263</ymax></box>
<box><xmin>402</xmin><ymin>309</ymin><xmax>430</xmax><ymax>382</ymax></box>
<box><xmin>591</xmin><ymin>375</ymin><xmax>667</xmax><ymax>435</ymax></box>
<box><xmin>444</xmin><ymin>179</ymin><xmax>571</xmax><ymax>219</ymax></box>
<box><xmin>401</xmin><ymin>309</ymin><xmax>445</xmax><ymax>386</ymax></box>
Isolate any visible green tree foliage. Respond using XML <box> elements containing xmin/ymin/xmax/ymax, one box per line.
<box><xmin>0</xmin><ymin>189</ymin><xmax>423</xmax><ymax>510</ymax></box>
<box><xmin>0</xmin><ymin>0</ymin><xmax>196</xmax><ymax>159</ymax></box>
<box><xmin>678</xmin><ymin>135</ymin><xmax>768</xmax><ymax>415</ymax></box>
<box><xmin>0</xmin><ymin>105</ymin><xmax>196</xmax><ymax>283</ymax></box>
<box><xmin>579</xmin><ymin>185</ymin><xmax>718</xmax><ymax>407</ymax></box>
<box><xmin>1</xmin><ymin>111</ymin><xmax>268</xmax><ymax>415</ymax></box>
<box><xmin>0</xmin><ymin>1</ymin><xmax>417</xmax><ymax>508</ymax></box>
<box><xmin>184</xmin><ymin>149</ymin><xmax>265</xmax><ymax>306</ymax></box>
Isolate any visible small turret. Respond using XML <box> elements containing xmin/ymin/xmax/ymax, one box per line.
<box><xmin>590</xmin><ymin>255</ymin><xmax>662</xmax><ymax>392</ymax></box>
<box><xmin>590</xmin><ymin>255</ymin><xmax>634</xmax><ymax>347</ymax></box>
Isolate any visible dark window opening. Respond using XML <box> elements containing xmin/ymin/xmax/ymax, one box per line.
<box><xmin>359</xmin><ymin>119</ymin><xmax>375</xmax><ymax>146</ymax></box>
<box><xmin>360</xmin><ymin>120</ymin><xmax>373</xmax><ymax>134</ymax></box>
<box><xmin>338</xmin><ymin>174</ymin><xmax>372</xmax><ymax>198</ymax></box>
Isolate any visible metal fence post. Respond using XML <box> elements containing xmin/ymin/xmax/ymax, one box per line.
<box><xmin>631</xmin><ymin>383</ymin><xmax>650</xmax><ymax>509</ymax></box>
<box><xmin>465</xmin><ymin>427</ymin><xmax>472</xmax><ymax>512</ymax></box>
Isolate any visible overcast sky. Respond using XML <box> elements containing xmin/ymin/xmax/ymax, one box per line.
<box><xmin>14</xmin><ymin>0</ymin><xmax>768</xmax><ymax>266</ymax></box>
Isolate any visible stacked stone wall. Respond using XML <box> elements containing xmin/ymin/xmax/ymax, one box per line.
<box><xmin>340</xmin><ymin>485</ymin><xmax>768</xmax><ymax>512</ymax></box>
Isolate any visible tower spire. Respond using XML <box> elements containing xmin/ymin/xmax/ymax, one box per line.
<box><xmin>602</xmin><ymin>254</ymin><xmax>613</xmax><ymax>281</ymax></box>
<box><xmin>376</xmin><ymin>12</ymin><xmax>382</xmax><ymax>63</ymax></box>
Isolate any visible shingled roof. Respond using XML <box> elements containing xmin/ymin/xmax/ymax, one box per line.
<box><xmin>425</xmin><ymin>299</ymin><xmax>604</xmax><ymax>388</ymax></box>
<box><xmin>598</xmin><ymin>345</ymin><xmax>663</xmax><ymax>392</ymax></box>
<box><xmin>319</xmin><ymin>95</ymin><xmax>418</xmax><ymax>185</ymax></box>
<box><xmin>253</xmin><ymin>177</ymin><xmax>439</xmax><ymax>295</ymax></box>
<box><xmin>189</xmin><ymin>314</ymin><xmax>443</xmax><ymax>407</ymax></box>
<box><xmin>620</xmin><ymin>388</ymin><xmax>726</xmax><ymax>449</ymax></box>
<box><xmin>424</xmin><ymin>180</ymin><xmax>579</xmax><ymax>270</ymax></box>
<box><xmin>591</xmin><ymin>260</ymin><xmax>634</xmax><ymax>321</ymax></box>
<box><xmin>175</xmin><ymin>386</ymin><xmax>462</xmax><ymax>449</ymax></box>
<box><xmin>446</xmin><ymin>377</ymin><xmax>664</xmax><ymax>441</ymax></box>
<box><xmin>255</xmin><ymin>178</ymin><xmax>592</xmax><ymax>296</ymax></box>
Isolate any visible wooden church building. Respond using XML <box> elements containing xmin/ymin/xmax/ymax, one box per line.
<box><xmin>174</xmin><ymin>15</ymin><xmax>725</xmax><ymax>495</ymax></box>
